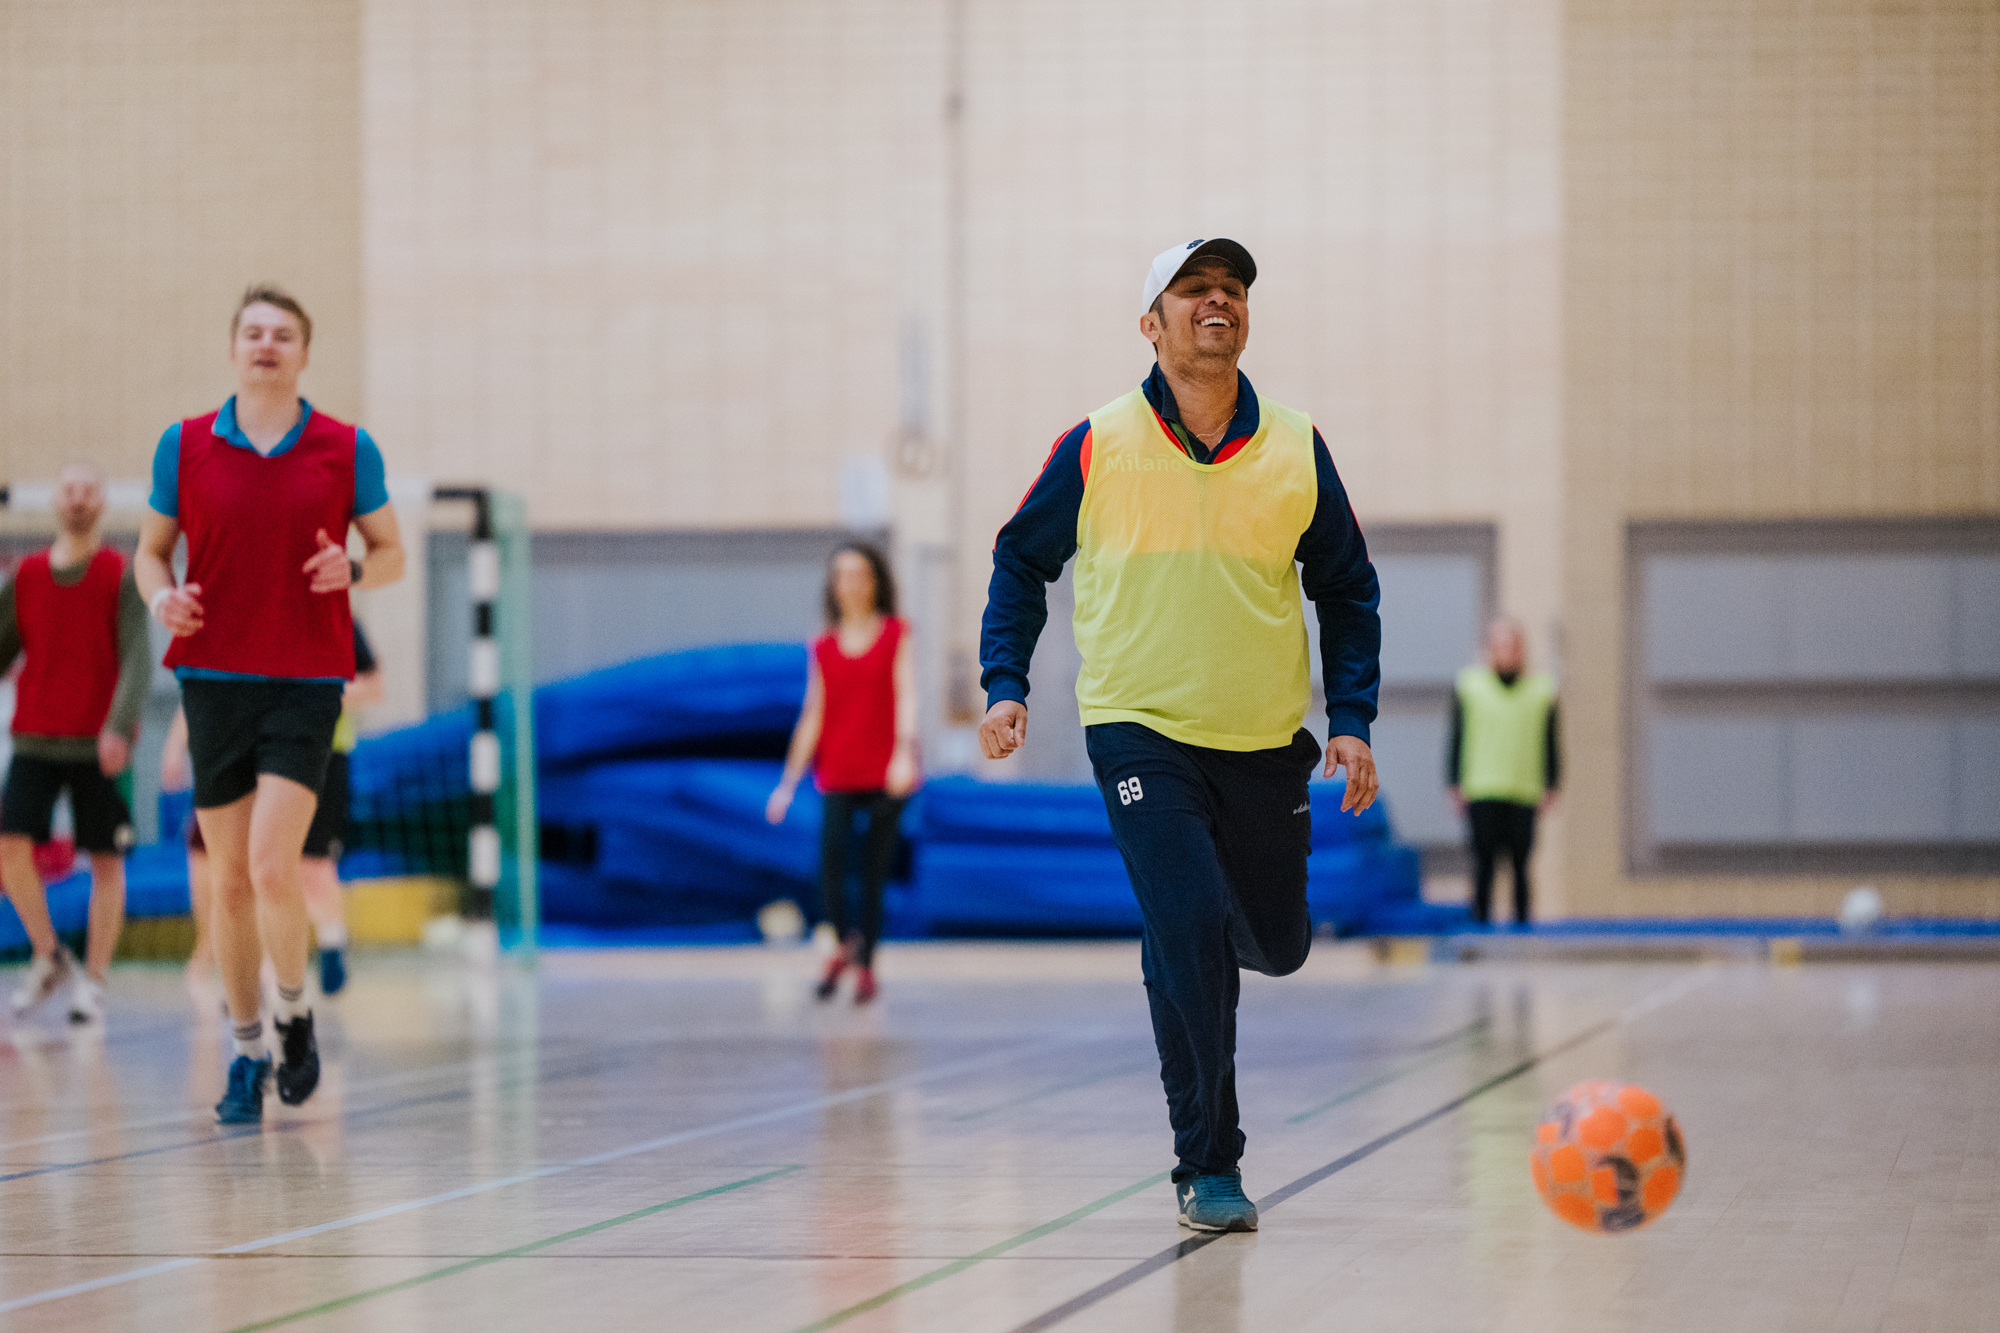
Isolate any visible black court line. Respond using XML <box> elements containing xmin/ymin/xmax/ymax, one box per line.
<box><xmin>1003</xmin><ymin>1017</ymin><xmax>1617</xmax><ymax>1333</ymax></box>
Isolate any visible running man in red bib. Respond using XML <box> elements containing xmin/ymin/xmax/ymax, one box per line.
<box><xmin>135</xmin><ymin>286</ymin><xmax>405</xmax><ymax>1125</ymax></box>
<box><xmin>979</xmin><ymin>240</ymin><xmax>1382</xmax><ymax>1233</ymax></box>
<box><xmin>2</xmin><ymin>463</ymin><xmax>152</xmax><ymax>1025</ymax></box>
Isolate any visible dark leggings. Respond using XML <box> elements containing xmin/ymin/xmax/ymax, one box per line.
<box><xmin>819</xmin><ymin>790</ymin><xmax>905</xmax><ymax>966</ymax></box>
<box><xmin>1469</xmin><ymin>799</ymin><xmax>1537</xmax><ymax>924</ymax></box>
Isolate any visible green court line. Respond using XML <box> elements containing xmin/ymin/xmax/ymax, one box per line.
<box><xmin>1286</xmin><ymin>1017</ymin><xmax>1491</xmax><ymax>1123</ymax></box>
<box><xmin>950</xmin><ymin>1061</ymin><xmax>1154</xmax><ymax>1122</ymax></box>
<box><xmin>223</xmin><ymin>1165</ymin><xmax>803</xmax><ymax>1333</ymax></box>
<box><xmin>787</xmin><ymin>1172</ymin><xmax>1173</xmax><ymax>1333</ymax></box>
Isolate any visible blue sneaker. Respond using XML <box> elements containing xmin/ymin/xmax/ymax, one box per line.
<box><xmin>319</xmin><ymin>947</ymin><xmax>347</xmax><ymax>996</ymax></box>
<box><xmin>1176</xmin><ymin>1172</ymin><xmax>1258</xmax><ymax>1232</ymax></box>
<box><xmin>216</xmin><ymin>1055</ymin><xmax>271</xmax><ymax>1125</ymax></box>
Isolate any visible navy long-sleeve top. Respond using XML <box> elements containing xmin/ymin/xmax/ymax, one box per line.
<box><xmin>979</xmin><ymin>365</ymin><xmax>1383</xmax><ymax>744</ymax></box>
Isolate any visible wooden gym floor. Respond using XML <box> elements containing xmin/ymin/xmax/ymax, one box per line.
<box><xmin>2</xmin><ymin>942</ymin><xmax>1996</xmax><ymax>1331</ymax></box>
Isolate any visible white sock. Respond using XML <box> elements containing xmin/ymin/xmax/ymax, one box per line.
<box><xmin>233</xmin><ymin>1019</ymin><xmax>269</xmax><ymax>1061</ymax></box>
<box><xmin>316</xmin><ymin>921</ymin><xmax>347</xmax><ymax>949</ymax></box>
<box><xmin>274</xmin><ymin>983</ymin><xmax>310</xmax><ymax>1023</ymax></box>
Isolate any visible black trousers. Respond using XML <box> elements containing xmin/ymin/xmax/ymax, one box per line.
<box><xmin>1468</xmin><ymin>799</ymin><xmax>1537</xmax><ymax>925</ymax></box>
<box><xmin>1087</xmin><ymin>722</ymin><xmax>1318</xmax><ymax>1178</ymax></box>
<box><xmin>818</xmin><ymin>790</ymin><xmax>905</xmax><ymax>967</ymax></box>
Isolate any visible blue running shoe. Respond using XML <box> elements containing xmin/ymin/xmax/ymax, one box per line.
<box><xmin>1176</xmin><ymin>1172</ymin><xmax>1258</xmax><ymax>1232</ymax></box>
<box><xmin>319</xmin><ymin>947</ymin><xmax>347</xmax><ymax>996</ymax></box>
<box><xmin>216</xmin><ymin>1055</ymin><xmax>271</xmax><ymax>1125</ymax></box>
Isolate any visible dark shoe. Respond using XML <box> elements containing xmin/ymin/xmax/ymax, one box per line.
<box><xmin>274</xmin><ymin>1011</ymin><xmax>320</xmax><ymax>1106</ymax></box>
<box><xmin>216</xmin><ymin>1055</ymin><xmax>271</xmax><ymax>1124</ymax></box>
<box><xmin>815</xmin><ymin>955</ymin><xmax>847</xmax><ymax>1001</ymax></box>
<box><xmin>1176</xmin><ymin>1172</ymin><xmax>1258</xmax><ymax>1232</ymax></box>
<box><xmin>319</xmin><ymin>947</ymin><xmax>347</xmax><ymax>996</ymax></box>
<box><xmin>853</xmin><ymin>967</ymin><xmax>877</xmax><ymax>1005</ymax></box>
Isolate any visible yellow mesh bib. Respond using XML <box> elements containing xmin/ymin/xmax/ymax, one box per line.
<box><xmin>332</xmin><ymin>707</ymin><xmax>358</xmax><ymax>754</ymax></box>
<box><xmin>1454</xmin><ymin>667</ymin><xmax>1556</xmax><ymax>804</ymax></box>
<box><xmin>1071</xmin><ymin>387</ymin><xmax>1318</xmax><ymax>751</ymax></box>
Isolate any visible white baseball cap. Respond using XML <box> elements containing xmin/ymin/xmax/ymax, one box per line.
<box><xmin>1140</xmin><ymin>238</ymin><xmax>1257</xmax><ymax>314</ymax></box>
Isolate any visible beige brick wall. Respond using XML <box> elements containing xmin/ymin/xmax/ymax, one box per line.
<box><xmin>360</xmin><ymin>0</ymin><xmax>1568</xmax><ymax>775</ymax></box>
<box><xmin>362</xmin><ymin>0</ymin><xmax>912</xmax><ymax>527</ymax></box>
<box><xmin>948</xmin><ymin>0</ymin><xmax>1565</xmax><ymax>660</ymax></box>
<box><xmin>0</xmin><ymin>0</ymin><xmax>363</xmax><ymax>485</ymax></box>
<box><xmin>1563</xmin><ymin>0</ymin><xmax>2000</xmax><ymax>917</ymax></box>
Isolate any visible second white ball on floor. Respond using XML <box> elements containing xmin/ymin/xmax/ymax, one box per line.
<box><xmin>1839</xmin><ymin>885</ymin><xmax>1884</xmax><ymax>934</ymax></box>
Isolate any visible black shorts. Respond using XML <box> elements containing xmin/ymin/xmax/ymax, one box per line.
<box><xmin>180</xmin><ymin>678</ymin><xmax>344</xmax><ymax>810</ymax></box>
<box><xmin>303</xmin><ymin>751</ymin><xmax>351</xmax><ymax>858</ymax></box>
<box><xmin>0</xmin><ymin>754</ymin><xmax>134</xmax><ymax>854</ymax></box>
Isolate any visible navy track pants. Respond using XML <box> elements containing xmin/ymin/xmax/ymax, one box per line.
<box><xmin>1086</xmin><ymin>721</ymin><xmax>1319</xmax><ymax>1178</ymax></box>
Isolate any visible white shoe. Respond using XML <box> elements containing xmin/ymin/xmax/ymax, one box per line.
<box><xmin>10</xmin><ymin>948</ymin><xmax>74</xmax><ymax>1017</ymax></box>
<box><xmin>67</xmin><ymin>973</ymin><xmax>105</xmax><ymax>1025</ymax></box>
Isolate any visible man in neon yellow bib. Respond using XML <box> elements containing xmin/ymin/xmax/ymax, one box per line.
<box><xmin>1448</xmin><ymin>617</ymin><xmax>1560</xmax><ymax>926</ymax></box>
<box><xmin>979</xmin><ymin>239</ymin><xmax>1383</xmax><ymax>1233</ymax></box>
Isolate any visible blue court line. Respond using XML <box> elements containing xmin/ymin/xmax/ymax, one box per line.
<box><xmin>0</xmin><ymin>1033</ymin><xmax>1093</xmax><ymax>1316</ymax></box>
<box><xmin>220</xmin><ymin>1166</ymin><xmax>804</xmax><ymax>1333</ymax></box>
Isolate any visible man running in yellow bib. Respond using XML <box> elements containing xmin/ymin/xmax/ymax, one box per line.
<box><xmin>979</xmin><ymin>239</ymin><xmax>1383</xmax><ymax>1234</ymax></box>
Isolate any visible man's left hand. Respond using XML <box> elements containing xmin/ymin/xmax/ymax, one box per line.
<box><xmin>98</xmin><ymin>731</ymin><xmax>132</xmax><ymax>778</ymax></box>
<box><xmin>1325</xmin><ymin>735</ymin><xmax>1378</xmax><ymax>813</ymax></box>
<box><xmin>305</xmin><ymin>529</ymin><xmax>354</xmax><ymax>593</ymax></box>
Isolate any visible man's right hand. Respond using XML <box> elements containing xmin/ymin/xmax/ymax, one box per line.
<box><xmin>978</xmin><ymin>701</ymin><xmax>1027</xmax><ymax>760</ymax></box>
<box><xmin>157</xmin><ymin>583</ymin><xmax>205</xmax><ymax>638</ymax></box>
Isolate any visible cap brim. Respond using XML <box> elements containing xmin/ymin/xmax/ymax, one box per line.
<box><xmin>1173</xmin><ymin>238</ymin><xmax>1256</xmax><ymax>289</ymax></box>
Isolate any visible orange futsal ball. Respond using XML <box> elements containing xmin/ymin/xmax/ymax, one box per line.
<box><xmin>1530</xmin><ymin>1080</ymin><xmax>1685</xmax><ymax>1233</ymax></box>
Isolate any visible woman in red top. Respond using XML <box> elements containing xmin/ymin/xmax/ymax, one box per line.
<box><xmin>766</xmin><ymin>543</ymin><xmax>918</xmax><ymax>1004</ymax></box>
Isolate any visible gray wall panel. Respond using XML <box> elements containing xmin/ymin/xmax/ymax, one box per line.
<box><xmin>1645</xmin><ymin>558</ymin><xmax>1790</xmax><ymax>682</ymax></box>
<box><xmin>1646</xmin><ymin>553</ymin><xmax>1997</xmax><ymax>684</ymax></box>
<box><xmin>1373</xmin><ymin>555</ymin><xmax>1484</xmax><ymax>687</ymax></box>
<box><xmin>1791</xmin><ymin>716</ymin><xmax>1953</xmax><ymax>842</ymax></box>
<box><xmin>533</xmin><ymin>563</ymin><xmax>825</xmax><ymax>685</ymax></box>
<box><xmin>1631</xmin><ymin>523</ymin><xmax>2000</xmax><ymax>870</ymax></box>
<box><xmin>1957</xmin><ymin>718</ymin><xmax>2000</xmax><ymax>839</ymax></box>
<box><xmin>1953</xmin><ymin>558</ymin><xmax>2000</xmax><ymax>676</ymax></box>
<box><xmin>1648</xmin><ymin>715</ymin><xmax>1787</xmax><ymax>842</ymax></box>
<box><xmin>1369</xmin><ymin>709</ymin><xmax>1458</xmax><ymax>845</ymax></box>
<box><xmin>1788</xmin><ymin>558</ymin><xmax>1954</xmax><ymax>681</ymax></box>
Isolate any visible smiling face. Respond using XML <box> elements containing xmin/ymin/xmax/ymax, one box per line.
<box><xmin>1141</xmin><ymin>257</ymin><xmax>1249</xmax><ymax>370</ymax></box>
<box><xmin>230</xmin><ymin>302</ymin><xmax>310</xmax><ymax>393</ymax></box>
